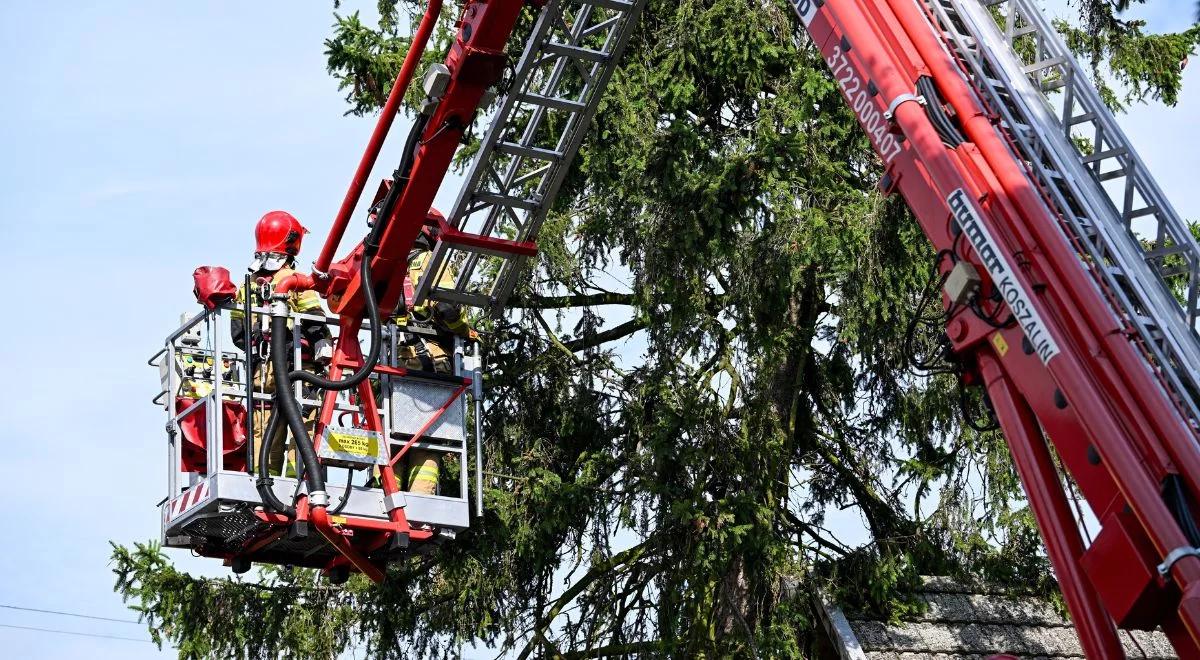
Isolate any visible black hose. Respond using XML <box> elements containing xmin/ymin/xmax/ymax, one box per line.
<box><xmin>917</xmin><ymin>76</ymin><xmax>965</xmax><ymax>148</ymax></box>
<box><xmin>290</xmin><ymin>113</ymin><xmax>428</xmax><ymax>393</ymax></box>
<box><xmin>1164</xmin><ymin>474</ymin><xmax>1200</xmax><ymax>547</ymax></box>
<box><xmin>287</xmin><ymin>255</ymin><xmax>382</xmax><ymax>392</ymax></box>
<box><xmin>328</xmin><ymin>469</ymin><xmax>355</xmax><ymax>515</ymax></box>
<box><xmin>365</xmin><ymin>112</ymin><xmax>429</xmax><ymax>256</ymax></box>
<box><xmin>272</xmin><ymin>315</ymin><xmax>327</xmax><ymax>500</ymax></box>
<box><xmin>255</xmin><ymin>410</ymin><xmax>296</xmax><ymax>517</ymax></box>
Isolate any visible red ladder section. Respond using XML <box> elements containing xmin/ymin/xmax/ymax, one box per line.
<box><xmin>794</xmin><ymin>0</ymin><xmax>1200</xmax><ymax>655</ymax></box>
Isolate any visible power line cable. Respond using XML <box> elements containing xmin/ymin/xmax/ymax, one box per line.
<box><xmin>0</xmin><ymin>604</ymin><xmax>140</xmax><ymax>624</ymax></box>
<box><xmin>0</xmin><ymin>623</ymin><xmax>152</xmax><ymax>644</ymax></box>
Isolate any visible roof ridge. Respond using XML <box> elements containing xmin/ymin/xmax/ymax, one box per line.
<box><xmin>843</xmin><ymin>615</ymin><xmax>1076</xmax><ymax>630</ymax></box>
<box><xmin>918</xmin><ymin>575</ymin><xmax>1041</xmax><ymax>596</ymax></box>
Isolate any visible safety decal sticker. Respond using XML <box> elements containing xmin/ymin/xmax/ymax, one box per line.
<box><xmin>948</xmin><ymin>189</ymin><xmax>1060</xmax><ymax>364</ymax></box>
<box><xmin>168</xmin><ymin>480</ymin><xmax>211</xmax><ymax>521</ymax></box>
<box><xmin>991</xmin><ymin>332</ymin><xmax>1009</xmax><ymax>357</ymax></box>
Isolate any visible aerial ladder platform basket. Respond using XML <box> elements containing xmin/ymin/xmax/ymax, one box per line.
<box><xmin>150</xmin><ymin>0</ymin><xmax>645</xmax><ymax>583</ymax></box>
<box><xmin>151</xmin><ymin>306</ymin><xmax>482</xmax><ymax>579</ymax></box>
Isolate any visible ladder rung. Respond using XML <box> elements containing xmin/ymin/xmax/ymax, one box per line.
<box><xmin>473</xmin><ymin>192</ymin><xmax>540</xmax><ymax>211</ymax></box>
<box><xmin>1023</xmin><ymin>56</ymin><xmax>1067</xmax><ymax>74</ymax></box>
<box><xmin>541</xmin><ymin>42</ymin><xmax>609</xmax><ymax>63</ymax></box>
<box><xmin>1098</xmin><ymin>168</ymin><xmax>1127</xmax><ymax>182</ymax></box>
<box><xmin>582</xmin><ymin>14</ymin><xmax>623</xmax><ymax>40</ymax></box>
<box><xmin>1041</xmin><ymin>79</ymin><xmax>1066</xmax><ymax>93</ymax></box>
<box><xmin>1126</xmin><ymin>206</ymin><xmax>1159</xmax><ymax>220</ymax></box>
<box><xmin>1133</xmin><ymin>315</ymin><xmax>1160</xmax><ymax>331</ymax></box>
<box><xmin>1068</xmin><ymin>111</ymin><xmax>1097</xmax><ymax>126</ymax></box>
<box><xmin>578</xmin><ymin>0</ymin><xmax>635</xmax><ymax>10</ymax></box>
<box><xmin>1082</xmin><ymin>147</ymin><xmax>1128</xmax><ymax>164</ymax></box>
<box><xmin>438</xmin><ymin>230</ymin><xmax>539</xmax><ymax>258</ymax></box>
<box><xmin>517</xmin><ymin>92</ymin><xmax>587</xmax><ymax>113</ymax></box>
<box><xmin>1146</xmin><ymin>244</ymin><xmax>1189</xmax><ymax>260</ymax></box>
<box><xmin>495</xmin><ymin>141</ymin><xmax>564</xmax><ymax>161</ymax></box>
<box><xmin>512</xmin><ymin>163</ymin><xmax>552</xmax><ymax>187</ymax></box>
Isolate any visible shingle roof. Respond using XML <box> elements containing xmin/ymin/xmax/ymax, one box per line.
<box><xmin>818</xmin><ymin>576</ymin><xmax>1176</xmax><ymax>659</ymax></box>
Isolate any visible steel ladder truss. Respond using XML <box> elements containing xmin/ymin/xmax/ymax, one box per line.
<box><xmin>926</xmin><ymin>0</ymin><xmax>1200</xmax><ymax>429</ymax></box>
<box><xmin>412</xmin><ymin>0</ymin><xmax>647</xmax><ymax>315</ymax></box>
<box><xmin>796</xmin><ymin>0</ymin><xmax>1200</xmax><ymax>655</ymax></box>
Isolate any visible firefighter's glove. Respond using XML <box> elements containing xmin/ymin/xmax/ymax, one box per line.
<box><xmin>314</xmin><ymin>338</ymin><xmax>334</xmax><ymax>364</ymax></box>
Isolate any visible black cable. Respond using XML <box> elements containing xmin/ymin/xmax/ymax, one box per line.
<box><xmin>1164</xmin><ymin>474</ymin><xmax>1200</xmax><ymax>547</ymax></box>
<box><xmin>969</xmin><ymin>298</ymin><xmax>1014</xmax><ymax>329</ymax></box>
<box><xmin>272</xmin><ymin>315</ymin><xmax>326</xmax><ymax>500</ymax></box>
<box><xmin>287</xmin><ymin>255</ymin><xmax>382</xmax><ymax>392</ymax></box>
<box><xmin>0</xmin><ymin>623</ymin><xmax>151</xmax><ymax>644</ymax></box>
<box><xmin>255</xmin><ymin>410</ymin><xmax>296</xmax><ymax>517</ymax></box>
<box><xmin>960</xmin><ymin>386</ymin><xmax>1000</xmax><ymax>432</ymax></box>
<box><xmin>328</xmin><ymin>468</ymin><xmax>355</xmax><ymax>515</ymax></box>
<box><xmin>289</xmin><ymin>109</ymin><xmax>429</xmax><ymax>394</ymax></box>
<box><xmin>903</xmin><ymin>254</ymin><xmax>959</xmax><ymax>376</ymax></box>
<box><xmin>286</xmin><ymin>111</ymin><xmax>434</xmax><ymax>393</ymax></box>
<box><xmin>0</xmin><ymin>604</ymin><xmax>139</xmax><ymax>625</ymax></box>
<box><xmin>268</xmin><ymin>110</ymin><xmax>435</xmax><ymax>506</ymax></box>
<box><xmin>917</xmin><ymin>76</ymin><xmax>966</xmax><ymax>148</ymax></box>
<box><xmin>365</xmin><ymin>112</ymin><xmax>429</xmax><ymax>256</ymax></box>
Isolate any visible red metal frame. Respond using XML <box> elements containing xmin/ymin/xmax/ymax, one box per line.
<box><xmin>216</xmin><ymin>0</ymin><xmax>529</xmax><ymax>584</ymax></box>
<box><xmin>313</xmin><ymin>0</ymin><xmax>444</xmax><ymax>275</ymax></box>
<box><xmin>388</xmin><ymin>381</ymin><xmax>470</xmax><ymax>467</ymax></box>
<box><xmin>324</xmin><ymin>0</ymin><xmax>530</xmax><ymax>319</ymax></box>
<box><xmin>979</xmin><ymin>351</ymin><xmax>1124</xmax><ymax>657</ymax></box>
<box><xmin>434</xmin><ymin>214</ymin><xmax>539</xmax><ymax>257</ymax></box>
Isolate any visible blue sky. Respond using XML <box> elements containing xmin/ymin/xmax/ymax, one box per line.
<box><xmin>0</xmin><ymin>1</ymin><xmax>1196</xmax><ymax>658</ymax></box>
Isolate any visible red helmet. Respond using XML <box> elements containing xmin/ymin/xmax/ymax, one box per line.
<box><xmin>251</xmin><ymin>211</ymin><xmax>308</xmax><ymax>271</ymax></box>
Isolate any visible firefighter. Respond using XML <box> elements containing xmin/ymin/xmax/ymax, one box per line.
<box><xmin>395</xmin><ymin>212</ymin><xmax>478</xmax><ymax>496</ymax></box>
<box><xmin>395</xmin><ymin>220</ymin><xmax>477</xmax><ymax>373</ymax></box>
<box><xmin>230</xmin><ymin>210</ymin><xmax>332</xmax><ymax>476</ymax></box>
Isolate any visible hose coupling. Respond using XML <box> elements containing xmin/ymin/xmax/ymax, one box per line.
<box><xmin>309</xmin><ymin>490</ymin><xmax>330</xmax><ymax>508</ymax></box>
<box><xmin>268</xmin><ymin>299</ymin><xmax>291</xmax><ymax>318</ymax></box>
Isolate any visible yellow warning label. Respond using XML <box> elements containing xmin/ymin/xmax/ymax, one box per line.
<box><xmin>326</xmin><ymin>430</ymin><xmax>378</xmax><ymax>458</ymax></box>
<box><xmin>329</xmin><ymin>515</ymin><xmax>348</xmax><ymax>525</ymax></box>
<box><xmin>992</xmin><ymin>332</ymin><xmax>1009</xmax><ymax>357</ymax></box>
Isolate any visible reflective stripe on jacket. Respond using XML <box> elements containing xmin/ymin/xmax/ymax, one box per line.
<box><xmin>229</xmin><ymin>268</ymin><xmax>323</xmax><ymax>322</ymax></box>
<box><xmin>400</xmin><ymin>250</ymin><xmax>472</xmax><ymax>336</ymax></box>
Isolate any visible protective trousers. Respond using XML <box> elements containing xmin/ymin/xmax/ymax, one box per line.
<box><xmin>249</xmin><ymin>361</ymin><xmax>317</xmax><ymax>476</ymax></box>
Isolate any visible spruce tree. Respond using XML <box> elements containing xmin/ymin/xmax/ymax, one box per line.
<box><xmin>114</xmin><ymin>1</ymin><xmax>1198</xmax><ymax>657</ymax></box>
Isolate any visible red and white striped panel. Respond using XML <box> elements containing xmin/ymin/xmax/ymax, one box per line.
<box><xmin>168</xmin><ymin>480</ymin><xmax>211</xmax><ymax>521</ymax></box>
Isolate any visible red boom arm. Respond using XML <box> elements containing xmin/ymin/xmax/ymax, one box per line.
<box><xmin>241</xmin><ymin>0</ymin><xmax>532</xmax><ymax>584</ymax></box>
<box><xmin>794</xmin><ymin>0</ymin><xmax>1200</xmax><ymax>654</ymax></box>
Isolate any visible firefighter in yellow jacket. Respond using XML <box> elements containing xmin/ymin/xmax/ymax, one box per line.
<box><xmin>395</xmin><ymin>219</ymin><xmax>477</xmax><ymax>495</ymax></box>
<box><xmin>230</xmin><ymin>211</ymin><xmax>332</xmax><ymax>476</ymax></box>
